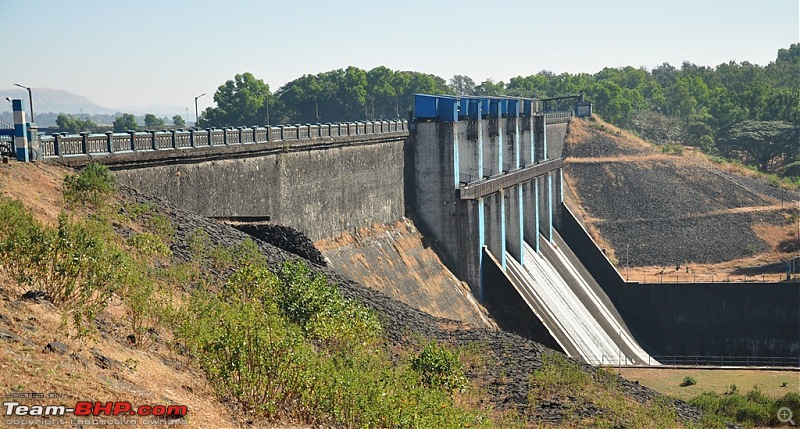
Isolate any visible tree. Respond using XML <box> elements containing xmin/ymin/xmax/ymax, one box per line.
<box><xmin>144</xmin><ymin>113</ymin><xmax>165</xmax><ymax>129</ymax></box>
<box><xmin>199</xmin><ymin>72</ymin><xmax>271</xmax><ymax>128</ymax></box>
<box><xmin>449</xmin><ymin>75</ymin><xmax>476</xmax><ymax>96</ymax></box>
<box><xmin>113</xmin><ymin>113</ymin><xmax>138</xmax><ymax>133</ymax></box>
<box><xmin>720</xmin><ymin>120</ymin><xmax>798</xmax><ymax>172</ymax></box>
<box><xmin>473</xmin><ymin>79</ymin><xmax>505</xmax><ymax>96</ymax></box>
<box><xmin>172</xmin><ymin>115</ymin><xmax>186</xmax><ymax>128</ymax></box>
<box><xmin>56</xmin><ymin>113</ymin><xmax>97</xmax><ymax>134</ymax></box>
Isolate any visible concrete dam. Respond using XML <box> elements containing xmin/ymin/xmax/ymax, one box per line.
<box><xmin>32</xmin><ymin>94</ymin><xmax>800</xmax><ymax>366</ymax></box>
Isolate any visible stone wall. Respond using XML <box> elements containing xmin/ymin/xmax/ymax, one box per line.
<box><xmin>113</xmin><ymin>136</ymin><xmax>406</xmax><ymax>241</ymax></box>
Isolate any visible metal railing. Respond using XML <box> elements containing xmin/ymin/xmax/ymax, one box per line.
<box><xmin>624</xmin><ymin>273</ymin><xmax>796</xmax><ymax>284</ymax></box>
<box><xmin>37</xmin><ymin>120</ymin><xmax>409</xmax><ymax>158</ymax></box>
<box><xmin>576</xmin><ymin>354</ymin><xmax>800</xmax><ymax>368</ymax></box>
<box><xmin>543</xmin><ymin>111</ymin><xmax>573</xmax><ymax>122</ymax></box>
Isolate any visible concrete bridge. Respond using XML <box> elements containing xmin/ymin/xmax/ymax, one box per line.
<box><xmin>7</xmin><ymin>95</ymin><xmax>798</xmax><ymax>366</ymax></box>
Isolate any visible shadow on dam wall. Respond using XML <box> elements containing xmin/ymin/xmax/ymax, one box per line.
<box><xmin>315</xmin><ymin>218</ymin><xmax>496</xmax><ymax>329</ymax></box>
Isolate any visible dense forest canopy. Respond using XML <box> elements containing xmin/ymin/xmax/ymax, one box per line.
<box><xmin>197</xmin><ymin>44</ymin><xmax>799</xmax><ymax>179</ymax></box>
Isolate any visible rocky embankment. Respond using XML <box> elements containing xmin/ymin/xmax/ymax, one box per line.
<box><xmin>564</xmin><ymin>118</ymin><xmax>799</xmax><ymax>269</ymax></box>
<box><xmin>119</xmin><ymin>186</ymin><xmax>704</xmax><ymax>424</ymax></box>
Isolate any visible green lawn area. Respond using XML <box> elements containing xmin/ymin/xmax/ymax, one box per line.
<box><xmin>619</xmin><ymin>368</ymin><xmax>800</xmax><ymax>401</ymax></box>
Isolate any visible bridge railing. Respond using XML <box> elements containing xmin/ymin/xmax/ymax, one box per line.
<box><xmin>37</xmin><ymin>120</ymin><xmax>409</xmax><ymax>159</ymax></box>
<box><xmin>543</xmin><ymin>111</ymin><xmax>573</xmax><ymax>123</ymax></box>
<box><xmin>37</xmin><ymin>119</ymin><xmax>408</xmax><ymax>159</ymax></box>
<box><xmin>576</xmin><ymin>354</ymin><xmax>800</xmax><ymax>368</ymax></box>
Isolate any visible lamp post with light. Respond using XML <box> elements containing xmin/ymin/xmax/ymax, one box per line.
<box><xmin>13</xmin><ymin>83</ymin><xmax>33</xmax><ymax>123</ymax></box>
<box><xmin>194</xmin><ymin>93</ymin><xmax>206</xmax><ymax>126</ymax></box>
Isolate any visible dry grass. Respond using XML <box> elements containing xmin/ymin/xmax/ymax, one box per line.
<box><xmin>618</xmin><ymin>368</ymin><xmax>800</xmax><ymax>401</ymax></box>
<box><xmin>0</xmin><ymin>161</ymin><xmax>317</xmax><ymax>428</ymax></box>
<box><xmin>0</xmin><ymin>161</ymin><xmax>72</xmax><ymax>225</ymax></box>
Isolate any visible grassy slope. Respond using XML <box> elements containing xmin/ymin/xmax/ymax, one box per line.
<box><xmin>619</xmin><ymin>368</ymin><xmax>800</xmax><ymax>402</ymax></box>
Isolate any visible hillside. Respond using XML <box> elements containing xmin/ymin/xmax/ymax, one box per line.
<box><xmin>563</xmin><ymin>117</ymin><xmax>800</xmax><ymax>282</ymax></box>
<box><xmin>0</xmin><ymin>161</ymin><xmax>711</xmax><ymax>428</ymax></box>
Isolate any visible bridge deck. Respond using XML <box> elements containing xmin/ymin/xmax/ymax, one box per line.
<box><xmin>458</xmin><ymin>158</ymin><xmax>564</xmax><ymax>200</ymax></box>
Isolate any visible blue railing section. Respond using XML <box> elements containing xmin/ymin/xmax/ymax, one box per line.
<box><xmin>38</xmin><ymin>120</ymin><xmax>409</xmax><ymax>158</ymax></box>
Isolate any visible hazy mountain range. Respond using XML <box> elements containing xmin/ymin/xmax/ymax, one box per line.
<box><xmin>0</xmin><ymin>87</ymin><xmax>185</xmax><ymax>116</ymax></box>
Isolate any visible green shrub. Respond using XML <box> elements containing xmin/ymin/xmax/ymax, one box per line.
<box><xmin>410</xmin><ymin>341</ymin><xmax>468</xmax><ymax>394</ymax></box>
<box><xmin>177</xmin><ymin>259</ymin><xmax>492</xmax><ymax>427</ymax></box>
<box><xmin>680</xmin><ymin>376</ymin><xmax>697</xmax><ymax>387</ymax></box>
<box><xmin>276</xmin><ymin>259</ymin><xmax>380</xmax><ymax>349</ymax></box>
<box><xmin>63</xmin><ymin>161</ymin><xmax>116</xmax><ymax>206</ymax></box>
<box><xmin>128</xmin><ymin>232</ymin><xmax>172</xmax><ymax>256</ymax></box>
<box><xmin>661</xmin><ymin>144</ymin><xmax>684</xmax><ymax>155</ymax></box>
<box><xmin>689</xmin><ymin>387</ymin><xmax>800</xmax><ymax>427</ymax></box>
<box><xmin>0</xmin><ymin>198</ymin><xmax>123</xmax><ymax>338</ymax></box>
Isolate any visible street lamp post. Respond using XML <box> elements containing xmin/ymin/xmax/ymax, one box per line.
<box><xmin>194</xmin><ymin>93</ymin><xmax>206</xmax><ymax>126</ymax></box>
<box><xmin>13</xmin><ymin>83</ymin><xmax>33</xmax><ymax>123</ymax></box>
<box><xmin>265</xmin><ymin>96</ymin><xmax>270</xmax><ymax>126</ymax></box>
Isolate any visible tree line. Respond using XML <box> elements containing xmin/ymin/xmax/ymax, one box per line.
<box><xmin>54</xmin><ymin>113</ymin><xmax>186</xmax><ymax>134</ymax></box>
<box><xmin>194</xmin><ymin>44</ymin><xmax>797</xmax><ymax>178</ymax></box>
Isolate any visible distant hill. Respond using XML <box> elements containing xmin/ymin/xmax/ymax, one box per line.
<box><xmin>0</xmin><ymin>87</ymin><xmax>114</xmax><ymax>115</ymax></box>
<box><xmin>0</xmin><ymin>88</ymin><xmax>184</xmax><ymax>117</ymax></box>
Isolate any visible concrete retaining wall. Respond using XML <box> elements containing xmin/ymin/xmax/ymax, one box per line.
<box><xmin>113</xmin><ymin>137</ymin><xmax>406</xmax><ymax>241</ymax></box>
<box><xmin>316</xmin><ymin>219</ymin><xmax>495</xmax><ymax>328</ymax></box>
<box><xmin>558</xmin><ymin>204</ymin><xmax>800</xmax><ymax>358</ymax></box>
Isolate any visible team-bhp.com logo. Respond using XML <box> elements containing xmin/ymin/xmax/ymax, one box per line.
<box><xmin>4</xmin><ymin>400</ymin><xmax>188</xmax><ymax>426</ymax></box>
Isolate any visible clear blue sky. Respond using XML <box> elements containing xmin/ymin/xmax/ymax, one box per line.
<box><xmin>1</xmin><ymin>0</ymin><xmax>797</xmax><ymax>113</ymax></box>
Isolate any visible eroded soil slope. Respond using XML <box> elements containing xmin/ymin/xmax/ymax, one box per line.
<box><xmin>563</xmin><ymin>118</ymin><xmax>799</xmax><ymax>280</ymax></box>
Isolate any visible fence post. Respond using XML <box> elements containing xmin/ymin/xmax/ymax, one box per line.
<box><xmin>80</xmin><ymin>132</ymin><xmax>88</xmax><ymax>155</ymax></box>
<box><xmin>53</xmin><ymin>134</ymin><xmax>61</xmax><ymax>157</ymax></box>
<box><xmin>128</xmin><ymin>131</ymin><xmax>136</xmax><ymax>151</ymax></box>
<box><xmin>190</xmin><ymin>129</ymin><xmax>196</xmax><ymax>148</ymax></box>
<box><xmin>150</xmin><ymin>131</ymin><xmax>158</xmax><ymax>150</ymax></box>
<box><xmin>170</xmin><ymin>130</ymin><xmax>177</xmax><ymax>149</ymax></box>
<box><xmin>252</xmin><ymin>126</ymin><xmax>259</xmax><ymax>143</ymax></box>
<box><xmin>106</xmin><ymin>131</ymin><xmax>114</xmax><ymax>153</ymax></box>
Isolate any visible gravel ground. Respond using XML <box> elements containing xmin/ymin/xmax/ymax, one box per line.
<box><xmin>565</xmin><ymin>158</ymin><xmax>793</xmax><ymax>266</ymax></box>
<box><xmin>598</xmin><ymin>211</ymin><xmax>782</xmax><ymax>266</ymax></box>
<box><xmin>118</xmin><ymin>185</ymin><xmax>703</xmax><ymax>424</ymax></box>
<box><xmin>565</xmin><ymin>128</ymin><xmax>654</xmax><ymax>158</ymax></box>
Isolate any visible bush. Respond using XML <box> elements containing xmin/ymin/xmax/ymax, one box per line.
<box><xmin>63</xmin><ymin>162</ymin><xmax>116</xmax><ymax>206</ymax></box>
<box><xmin>177</xmin><ymin>259</ymin><xmax>491</xmax><ymax>428</ymax></box>
<box><xmin>128</xmin><ymin>232</ymin><xmax>171</xmax><ymax>256</ymax></box>
<box><xmin>276</xmin><ymin>259</ymin><xmax>380</xmax><ymax>350</ymax></box>
<box><xmin>0</xmin><ymin>198</ymin><xmax>123</xmax><ymax>338</ymax></box>
<box><xmin>689</xmin><ymin>387</ymin><xmax>800</xmax><ymax>427</ymax></box>
<box><xmin>680</xmin><ymin>376</ymin><xmax>697</xmax><ymax>387</ymax></box>
<box><xmin>410</xmin><ymin>341</ymin><xmax>468</xmax><ymax>394</ymax></box>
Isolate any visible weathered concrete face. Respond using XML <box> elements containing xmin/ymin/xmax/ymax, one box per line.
<box><xmin>412</xmin><ymin>113</ymin><xmax>563</xmax><ymax>298</ymax></box>
<box><xmin>113</xmin><ymin>137</ymin><xmax>406</xmax><ymax>241</ymax></box>
<box><xmin>316</xmin><ymin>219</ymin><xmax>495</xmax><ymax>328</ymax></box>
